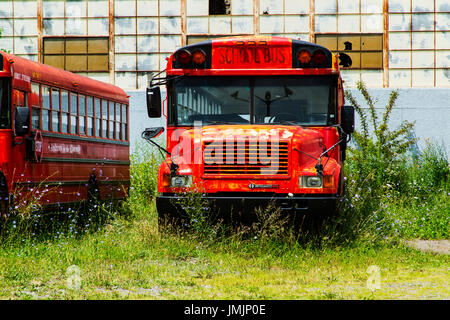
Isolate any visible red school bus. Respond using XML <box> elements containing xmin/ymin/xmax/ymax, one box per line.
<box><xmin>143</xmin><ymin>36</ymin><xmax>354</xmax><ymax>225</ymax></box>
<box><xmin>0</xmin><ymin>52</ymin><xmax>129</xmax><ymax>215</ymax></box>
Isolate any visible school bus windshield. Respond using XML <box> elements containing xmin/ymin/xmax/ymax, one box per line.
<box><xmin>0</xmin><ymin>79</ymin><xmax>11</xmax><ymax>129</ymax></box>
<box><xmin>168</xmin><ymin>75</ymin><xmax>337</xmax><ymax>126</ymax></box>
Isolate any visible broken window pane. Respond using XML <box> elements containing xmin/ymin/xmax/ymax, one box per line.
<box><xmin>338</xmin><ymin>35</ymin><xmax>361</xmax><ymax>51</ymax></box>
<box><xmin>209</xmin><ymin>0</ymin><xmax>230</xmax><ymax>15</ymax></box>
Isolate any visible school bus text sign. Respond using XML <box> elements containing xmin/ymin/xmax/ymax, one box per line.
<box><xmin>211</xmin><ymin>45</ymin><xmax>292</xmax><ymax>69</ymax></box>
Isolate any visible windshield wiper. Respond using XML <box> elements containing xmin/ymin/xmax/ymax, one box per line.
<box><xmin>270</xmin><ymin>121</ymin><xmax>301</xmax><ymax>126</ymax></box>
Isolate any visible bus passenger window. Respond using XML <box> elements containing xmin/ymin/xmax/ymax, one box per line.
<box><xmin>116</xmin><ymin>103</ymin><xmax>121</xmax><ymax>140</ymax></box>
<box><xmin>95</xmin><ymin>98</ymin><xmax>101</xmax><ymax>137</ymax></box>
<box><xmin>87</xmin><ymin>96</ymin><xmax>94</xmax><ymax>136</ymax></box>
<box><xmin>0</xmin><ymin>79</ymin><xmax>11</xmax><ymax>129</ymax></box>
<box><xmin>31</xmin><ymin>83</ymin><xmax>41</xmax><ymax>129</ymax></box>
<box><xmin>109</xmin><ymin>102</ymin><xmax>115</xmax><ymax>139</ymax></box>
<box><xmin>79</xmin><ymin>95</ymin><xmax>86</xmax><ymax>135</ymax></box>
<box><xmin>61</xmin><ymin>90</ymin><xmax>69</xmax><ymax>133</ymax></box>
<box><xmin>122</xmin><ymin>105</ymin><xmax>127</xmax><ymax>141</ymax></box>
<box><xmin>51</xmin><ymin>88</ymin><xmax>60</xmax><ymax>132</ymax></box>
<box><xmin>102</xmin><ymin>100</ymin><xmax>108</xmax><ymax>138</ymax></box>
<box><xmin>70</xmin><ymin>93</ymin><xmax>78</xmax><ymax>134</ymax></box>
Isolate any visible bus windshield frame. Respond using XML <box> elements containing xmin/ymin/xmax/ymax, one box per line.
<box><xmin>168</xmin><ymin>75</ymin><xmax>337</xmax><ymax>127</ymax></box>
<box><xmin>0</xmin><ymin>78</ymin><xmax>11</xmax><ymax>129</ymax></box>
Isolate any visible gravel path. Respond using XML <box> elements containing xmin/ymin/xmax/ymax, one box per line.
<box><xmin>405</xmin><ymin>240</ymin><xmax>450</xmax><ymax>255</ymax></box>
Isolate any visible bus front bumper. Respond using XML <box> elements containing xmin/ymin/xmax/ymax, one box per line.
<box><xmin>156</xmin><ymin>193</ymin><xmax>339</xmax><ymax>222</ymax></box>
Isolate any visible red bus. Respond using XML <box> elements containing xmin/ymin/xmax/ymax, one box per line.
<box><xmin>143</xmin><ymin>36</ymin><xmax>354</xmax><ymax>225</ymax></box>
<box><xmin>0</xmin><ymin>52</ymin><xmax>129</xmax><ymax>215</ymax></box>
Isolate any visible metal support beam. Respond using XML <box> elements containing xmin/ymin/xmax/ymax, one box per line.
<box><xmin>109</xmin><ymin>0</ymin><xmax>115</xmax><ymax>84</ymax></box>
<box><xmin>383</xmin><ymin>0</ymin><xmax>389</xmax><ymax>88</ymax></box>
<box><xmin>37</xmin><ymin>0</ymin><xmax>43</xmax><ymax>63</ymax></box>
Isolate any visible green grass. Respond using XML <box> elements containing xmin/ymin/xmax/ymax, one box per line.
<box><xmin>0</xmin><ymin>138</ymin><xmax>448</xmax><ymax>300</ymax></box>
<box><xmin>0</xmin><ymin>199</ymin><xmax>448</xmax><ymax>300</ymax></box>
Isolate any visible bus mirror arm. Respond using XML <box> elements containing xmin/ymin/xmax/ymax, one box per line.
<box><xmin>141</xmin><ymin>128</ymin><xmax>179</xmax><ymax>177</ymax></box>
<box><xmin>294</xmin><ymin>136</ymin><xmax>346</xmax><ymax>176</ymax></box>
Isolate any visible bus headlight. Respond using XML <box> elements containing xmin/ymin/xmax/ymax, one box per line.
<box><xmin>301</xmin><ymin>176</ymin><xmax>323</xmax><ymax>188</ymax></box>
<box><xmin>170</xmin><ymin>175</ymin><xmax>193</xmax><ymax>188</ymax></box>
<box><xmin>300</xmin><ymin>176</ymin><xmax>334</xmax><ymax>188</ymax></box>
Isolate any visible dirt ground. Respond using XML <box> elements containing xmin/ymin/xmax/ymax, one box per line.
<box><xmin>405</xmin><ymin>240</ymin><xmax>450</xmax><ymax>255</ymax></box>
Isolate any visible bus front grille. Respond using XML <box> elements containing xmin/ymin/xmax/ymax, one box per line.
<box><xmin>203</xmin><ymin>141</ymin><xmax>289</xmax><ymax>176</ymax></box>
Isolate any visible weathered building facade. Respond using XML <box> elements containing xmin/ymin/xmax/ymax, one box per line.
<box><xmin>1</xmin><ymin>0</ymin><xmax>449</xmax><ymax>150</ymax></box>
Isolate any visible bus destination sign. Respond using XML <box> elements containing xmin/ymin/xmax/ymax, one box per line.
<box><xmin>212</xmin><ymin>46</ymin><xmax>292</xmax><ymax>69</ymax></box>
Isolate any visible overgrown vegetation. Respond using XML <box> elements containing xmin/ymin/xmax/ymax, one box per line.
<box><xmin>0</xmin><ymin>83</ymin><xmax>448</xmax><ymax>299</ymax></box>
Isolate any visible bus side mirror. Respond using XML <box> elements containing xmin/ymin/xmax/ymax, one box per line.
<box><xmin>14</xmin><ymin>107</ymin><xmax>30</xmax><ymax>136</ymax></box>
<box><xmin>147</xmin><ymin>86</ymin><xmax>161</xmax><ymax>118</ymax></box>
<box><xmin>341</xmin><ymin>105</ymin><xmax>355</xmax><ymax>134</ymax></box>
